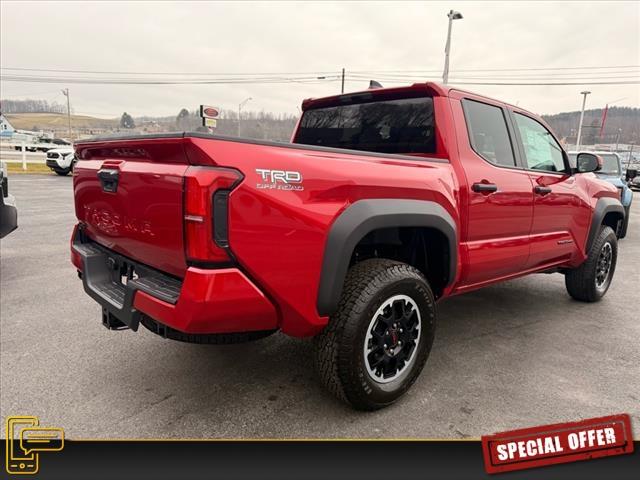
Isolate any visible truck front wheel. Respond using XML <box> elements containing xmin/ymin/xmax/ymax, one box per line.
<box><xmin>565</xmin><ymin>226</ymin><xmax>618</xmax><ymax>302</ymax></box>
<box><xmin>313</xmin><ymin>259</ymin><xmax>436</xmax><ymax>410</ymax></box>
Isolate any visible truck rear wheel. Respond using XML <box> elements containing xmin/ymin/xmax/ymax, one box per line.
<box><xmin>313</xmin><ymin>259</ymin><xmax>436</xmax><ymax>410</ymax></box>
<box><xmin>565</xmin><ymin>226</ymin><xmax>617</xmax><ymax>302</ymax></box>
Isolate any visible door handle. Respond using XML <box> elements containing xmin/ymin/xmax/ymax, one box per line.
<box><xmin>534</xmin><ymin>186</ymin><xmax>552</xmax><ymax>195</ymax></box>
<box><xmin>472</xmin><ymin>182</ymin><xmax>498</xmax><ymax>193</ymax></box>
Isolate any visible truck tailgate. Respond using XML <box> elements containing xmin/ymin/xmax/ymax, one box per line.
<box><xmin>74</xmin><ymin>137</ymin><xmax>189</xmax><ymax>277</ymax></box>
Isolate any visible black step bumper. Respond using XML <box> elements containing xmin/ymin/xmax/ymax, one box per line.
<box><xmin>72</xmin><ymin>231</ymin><xmax>182</xmax><ymax>331</ymax></box>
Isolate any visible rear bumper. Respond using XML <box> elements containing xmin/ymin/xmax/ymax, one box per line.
<box><xmin>71</xmin><ymin>227</ymin><xmax>278</xmax><ymax>335</ymax></box>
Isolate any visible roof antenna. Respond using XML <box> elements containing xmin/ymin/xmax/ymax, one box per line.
<box><xmin>368</xmin><ymin>80</ymin><xmax>383</xmax><ymax>89</ymax></box>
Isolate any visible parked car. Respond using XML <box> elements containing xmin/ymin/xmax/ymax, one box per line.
<box><xmin>14</xmin><ymin>136</ymin><xmax>72</xmax><ymax>152</ymax></box>
<box><xmin>0</xmin><ymin>163</ymin><xmax>18</xmax><ymax>238</ymax></box>
<box><xmin>70</xmin><ymin>82</ymin><xmax>624</xmax><ymax>410</ymax></box>
<box><xmin>568</xmin><ymin>151</ymin><xmax>632</xmax><ymax>238</ymax></box>
<box><xmin>628</xmin><ymin>170</ymin><xmax>640</xmax><ymax>191</ymax></box>
<box><xmin>46</xmin><ymin>147</ymin><xmax>75</xmax><ymax>176</ymax></box>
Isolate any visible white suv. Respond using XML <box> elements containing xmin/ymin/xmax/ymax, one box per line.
<box><xmin>45</xmin><ymin>148</ymin><xmax>75</xmax><ymax>176</ymax></box>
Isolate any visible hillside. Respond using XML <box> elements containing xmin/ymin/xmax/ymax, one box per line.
<box><xmin>542</xmin><ymin>107</ymin><xmax>639</xmax><ymax>146</ymax></box>
<box><xmin>5</xmin><ymin>113</ymin><xmax>118</xmax><ymax>132</ymax></box>
<box><xmin>4</xmin><ymin>105</ymin><xmax>638</xmax><ymax>146</ymax></box>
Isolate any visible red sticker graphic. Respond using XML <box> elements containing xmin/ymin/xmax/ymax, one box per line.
<box><xmin>481</xmin><ymin>414</ymin><xmax>634</xmax><ymax>474</ymax></box>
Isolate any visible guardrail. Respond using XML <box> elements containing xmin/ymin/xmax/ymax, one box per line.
<box><xmin>0</xmin><ymin>142</ymin><xmax>50</xmax><ymax>170</ymax></box>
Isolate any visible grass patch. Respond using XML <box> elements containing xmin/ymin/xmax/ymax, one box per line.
<box><xmin>5</xmin><ymin>163</ymin><xmax>54</xmax><ymax>174</ymax></box>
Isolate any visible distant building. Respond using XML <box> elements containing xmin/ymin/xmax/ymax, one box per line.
<box><xmin>0</xmin><ymin>113</ymin><xmax>16</xmax><ymax>137</ymax></box>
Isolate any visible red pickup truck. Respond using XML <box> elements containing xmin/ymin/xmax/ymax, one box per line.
<box><xmin>71</xmin><ymin>82</ymin><xmax>625</xmax><ymax>410</ymax></box>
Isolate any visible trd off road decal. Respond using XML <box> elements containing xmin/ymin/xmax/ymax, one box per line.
<box><xmin>255</xmin><ymin>169</ymin><xmax>304</xmax><ymax>191</ymax></box>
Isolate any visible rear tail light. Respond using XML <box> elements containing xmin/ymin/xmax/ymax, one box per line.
<box><xmin>184</xmin><ymin>167</ymin><xmax>243</xmax><ymax>264</ymax></box>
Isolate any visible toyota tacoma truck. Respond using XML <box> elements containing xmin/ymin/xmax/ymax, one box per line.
<box><xmin>71</xmin><ymin>82</ymin><xmax>625</xmax><ymax>410</ymax></box>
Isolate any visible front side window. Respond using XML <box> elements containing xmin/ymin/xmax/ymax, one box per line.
<box><xmin>514</xmin><ymin>113</ymin><xmax>566</xmax><ymax>173</ymax></box>
<box><xmin>462</xmin><ymin>99</ymin><xmax>516</xmax><ymax>167</ymax></box>
<box><xmin>294</xmin><ymin>96</ymin><xmax>435</xmax><ymax>154</ymax></box>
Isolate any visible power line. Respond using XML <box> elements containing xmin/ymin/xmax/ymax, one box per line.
<box><xmin>353</xmin><ymin>65</ymin><xmax>640</xmax><ymax>73</ymax></box>
<box><xmin>348</xmin><ymin>74</ymin><xmax>640</xmax><ymax>82</ymax></box>
<box><xmin>4</xmin><ymin>74</ymin><xmax>639</xmax><ymax>87</ymax></box>
<box><xmin>2</xmin><ymin>64</ymin><xmax>639</xmax><ymax>76</ymax></box>
<box><xmin>353</xmin><ymin>71</ymin><xmax>640</xmax><ymax>80</ymax></box>
<box><xmin>0</xmin><ymin>74</ymin><xmax>343</xmax><ymax>85</ymax></box>
<box><xmin>0</xmin><ymin>67</ymin><xmax>343</xmax><ymax>76</ymax></box>
<box><xmin>2</xmin><ymin>71</ymin><xmax>639</xmax><ymax>87</ymax></box>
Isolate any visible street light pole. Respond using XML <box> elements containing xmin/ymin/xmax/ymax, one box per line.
<box><xmin>442</xmin><ymin>10</ymin><xmax>463</xmax><ymax>84</ymax></box>
<box><xmin>576</xmin><ymin>90</ymin><xmax>591</xmax><ymax>150</ymax></box>
<box><xmin>61</xmin><ymin>88</ymin><xmax>71</xmax><ymax>139</ymax></box>
<box><xmin>238</xmin><ymin>97</ymin><xmax>252</xmax><ymax>137</ymax></box>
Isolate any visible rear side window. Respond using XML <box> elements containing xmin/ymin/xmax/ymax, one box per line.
<box><xmin>462</xmin><ymin>99</ymin><xmax>516</xmax><ymax>167</ymax></box>
<box><xmin>294</xmin><ymin>97</ymin><xmax>435</xmax><ymax>154</ymax></box>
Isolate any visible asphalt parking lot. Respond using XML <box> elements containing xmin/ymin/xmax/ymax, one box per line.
<box><xmin>1</xmin><ymin>174</ymin><xmax>639</xmax><ymax>439</ymax></box>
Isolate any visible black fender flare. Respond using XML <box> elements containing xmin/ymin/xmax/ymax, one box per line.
<box><xmin>586</xmin><ymin>197</ymin><xmax>625</xmax><ymax>251</ymax></box>
<box><xmin>316</xmin><ymin>199</ymin><xmax>457</xmax><ymax>317</ymax></box>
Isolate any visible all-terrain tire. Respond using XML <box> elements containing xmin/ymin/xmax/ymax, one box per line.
<box><xmin>313</xmin><ymin>259</ymin><xmax>436</xmax><ymax>410</ymax></box>
<box><xmin>565</xmin><ymin>226</ymin><xmax>618</xmax><ymax>302</ymax></box>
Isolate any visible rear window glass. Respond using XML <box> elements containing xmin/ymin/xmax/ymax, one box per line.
<box><xmin>462</xmin><ymin>99</ymin><xmax>516</xmax><ymax>167</ymax></box>
<box><xmin>294</xmin><ymin>97</ymin><xmax>435</xmax><ymax>154</ymax></box>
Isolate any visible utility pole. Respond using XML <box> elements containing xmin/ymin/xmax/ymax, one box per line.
<box><xmin>575</xmin><ymin>90</ymin><xmax>591</xmax><ymax>150</ymax></box>
<box><xmin>615</xmin><ymin>128</ymin><xmax>622</xmax><ymax>152</ymax></box>
<box><xmin>238</xmin><ymin>97</ymin><xmax>252</xmax><ymax>137</ymax></box>
<box><xmin>442</xmin><ymin>10</ymin><xmax>463</xmax><ymax>84</ymax></box>
<box><xmin>341</xmin><ymin>68</ymin><xmax>345</xmax><ymax>94</ymax></box>
<box><xmin>61</xmin><ymin>88</ymin><xmax>71</xmax><ymax>139</ymax></box>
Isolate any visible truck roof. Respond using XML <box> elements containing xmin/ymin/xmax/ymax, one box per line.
<box><xmin>301</xmin><ymin>81</ymin><xmax>521</xmax><ymax>112</ymax></box>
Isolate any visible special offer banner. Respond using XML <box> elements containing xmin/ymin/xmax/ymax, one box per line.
<box><xmin>481</xmin><ymin>414</ymin><xmax>634</xmax><ymax>474</ymax></box>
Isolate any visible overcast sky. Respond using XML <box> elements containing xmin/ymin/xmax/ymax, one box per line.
<box><xmin>1</xmin><ymin>1</ymin><xmax>638</xmax><ymax>118</ymax></box>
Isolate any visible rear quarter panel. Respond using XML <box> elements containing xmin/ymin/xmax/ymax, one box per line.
<box><xmin>185</xmin><ymin>137</ymin><xmax>459</xmax><ymax>336</ymax></box>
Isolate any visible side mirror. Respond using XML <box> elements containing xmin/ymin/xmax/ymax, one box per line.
<box><xmin>626</xmin><ymin>168</ymin><xmax>638</xmax><ymax>182</ymax></box>
<box><xmin>575</xmin><ymin>152</ymin><xmax>602</xmax><ymax>173</ymax></box>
